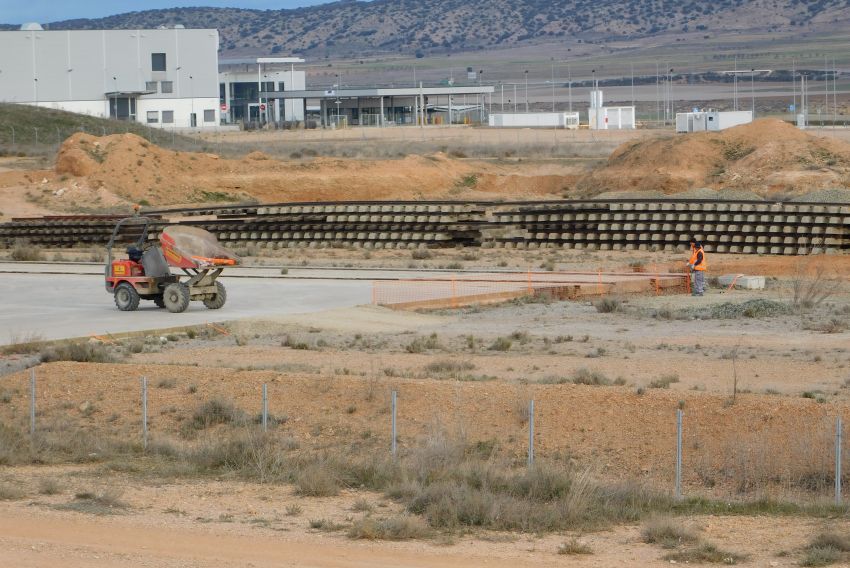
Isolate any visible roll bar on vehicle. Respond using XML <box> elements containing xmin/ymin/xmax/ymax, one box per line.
<box><xmin>104</xmin><ymin>216</ymin><xmax>152</xmax><ymax>290</ymax></box>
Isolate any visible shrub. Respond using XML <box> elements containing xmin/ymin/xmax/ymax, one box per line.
<box><xmin>423</xmin><ymin>359</ymin><xmax>475</xmax><ymax>377</ymax></box>
<box><xmin>662</xmin><ymin>542</ymin><xmax>746</xmax><ymax>564</ymax></box>
<box><xmin>10</xmin><ymin>239</ymin><xmax>43</xmax><ymax>261</ymax></box>
<box><xmin>40</xmin><ymin>342</ymin><xmax>114</xmax><ymax>363</ymax></box>
<box><xmin>809</xmin><ymin>533</ymin><xmax>850</xmax><ymax>552</ymax></box>
<box><xmin>801</xmin><ymin>547</ymin><xmax>842</xmax><ymax>567</ymax></box>
<box><xmin>157</xmin><ymin>378</ymin><xmax>177</xmax><ymax>389</ymax></box>
<box><xmin>405</xmin><ymin>333</ymin><xmax>441</xmax><ymax>353</ymax></box>
<box><xmin>558</xmin><ymin>538</ymin><xmax>593</xmax><ymax>555</ymax></box>
<box><xmin>411</xmin><ymin>249</ymin><xmax>432</xmax><ymax>260</ymax></box>
<box><xmin>0</xmin><ymin>482</ymin><xmax>25</xmax><ymax>500</ymax></box>
<box><xmin>351</xmin><ymin>497</ymin><xmax>373</xmax><ymax>512</ymax></box>
<box><xmin>295</xmin><ymin>464</ymin><xmax>339</xmax><ymax>497</ymax></box>
<box><xmin>571</xmin><ymin>368</ymin><xmax>610</xmax><ymax>386</ymax></box>
<box><xmin>308</xmin><ymin>518</ymin><xmax>345</xmax><ymax>531</ymax></box>
<box><xmin>648</xmin><ymin>374</ymin><xmax>680</xmax><ymax>389</ymax></box>
<box><xmin>803</xmin><ymin>318</ymin><xmax>848</xmax><ymax>334</ymax></box>
<box><xmin>642</xmin><ymin>518</ymin><xmax>699</xmax><ymax>549</ymax></box>
<box><xmin>594</xmin><ymin>298</ymin><xmax>623</xmax><ymax>313</ymax></box>
<box><xmin>56</xmin><ymin>489</ymin><xmax>128</xmax><ymax>515</ymax></box>
<box><xmin>285</xmin><ymin>504</ymin><xmax>302</xmax><ymax>516</ymax></box>
<box><xmin>488</xmin><ymin>337</ymin><xmax>512</xmax><ymax>351</ymax></box>
<box><xmin>187</xmin><ymin>398</ymin><xmax>247</xmax><ymax>430</ymax></box>
<box><xmin>347</xmin><ymin>515</ymin><xmax>431</xmax><ymax>540</ymax></box>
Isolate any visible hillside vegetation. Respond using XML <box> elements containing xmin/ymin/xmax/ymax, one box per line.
<box><xmin>3</xmin><ymin>0</ymin><xmax>850</xmax><ymax>58</ymax></box>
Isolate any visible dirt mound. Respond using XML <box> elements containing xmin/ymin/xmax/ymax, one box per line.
<box><xmin>244</xmin><ymin>150</ymin><xmax>271</xmax><ymax>161</ymax></box>
<box><xmin>47</xmin><ymin>133</ymin><xmax>579</xmax><ymax>207</ymax></box>
<box><xmin>577</xmin><ymin>119</ymin><xmax>850</xmax><ymax>197</ymax></box>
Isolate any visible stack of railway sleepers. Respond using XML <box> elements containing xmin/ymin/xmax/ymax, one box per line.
<box><xmin>1</xmin><ymin>200</ymin><xmax>847</xmax><ymax>254</ymax></box>
<box><xmin>489</xmin><ymin>200</ymin><xmax>850</xmax><ymax>255</ymax></box>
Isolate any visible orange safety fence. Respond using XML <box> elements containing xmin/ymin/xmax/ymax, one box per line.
<box><xmin>372</xmin><ymin>270</ymin><xmax>689</xmax><ymax>309</ymax></box>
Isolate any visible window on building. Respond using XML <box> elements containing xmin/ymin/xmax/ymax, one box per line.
<box><xmin>151</xmin><ymin>53</ymin><xmax>166</xmax><ymax>72</ymax></box>
<box><xmin>203</xmin><ymin>109</ymin><xmax>215</xmax><ymax>123</ymax></box>
<box><xmin>146</xmin><ymin>111</ymin><xmax>159</xmax><ymax>124</ymax></box>
<box><xmin>161</xmin><ymin>81</ymin><xmax>173</xmax><ymax>94</ymax></box>
<box><xmin>162</xmin><ymin>111</ymin><xmax>174</xmax><ymax>124</ymax></box>
<box><xmin>145</xmin><ymin>81</ymin><xmax>158</xmax><ymax>93</ymax></box>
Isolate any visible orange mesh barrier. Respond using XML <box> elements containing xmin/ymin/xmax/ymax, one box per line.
<box><xmin>372</xmin><ymin>271</ymin><xmax>689</xmax><ymax>309</ymax></box>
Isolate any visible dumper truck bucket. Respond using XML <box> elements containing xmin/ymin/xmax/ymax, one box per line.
<box><xmin>159</xmin><ymin>225</ymin><xmax>240</xmax><ymax>269</ymax></box>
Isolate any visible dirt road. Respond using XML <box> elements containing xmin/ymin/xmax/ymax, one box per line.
<box><xmin>0</xmin><ymin>510</ymin><xmax>549</xmax><ymax>568</ymax></box>
<box><xmin>0</xmin><ymin>499</ymin><xmax>840</xmax><ymax>568</ymax></box>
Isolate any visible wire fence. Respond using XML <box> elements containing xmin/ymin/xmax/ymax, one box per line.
<box><xmin>0</xmin><ymin>117</ymin><xmax>643</xmax><ymax>160</ymax></box>
<box><xmin>3</xmin><ymin>366</ymin><xmax>849</xmax><ymax>506</ymax></box>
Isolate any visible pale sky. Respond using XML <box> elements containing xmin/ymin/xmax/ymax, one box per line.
<box><xmin>1</xmin><ymin>0</ymin><xmax>336</xmax><ymax>25</ymax></box>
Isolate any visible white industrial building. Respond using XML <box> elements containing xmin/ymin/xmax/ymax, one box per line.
<box><xmin>676</xmin><ymin>110</ymin><xmax>753</xmax><ymax>133</ymax></box>
<box><xmin>0</xmin><ymin>25</ymin><xmax>221</xmax><ymax>128</ymax></box>
<box><xmin>220</xmin><ymin>57</ymin><xmax>306</xmax><ymax>125</ymax></box>
<box><xmin>488</xmin><ymin>112</ymin><xmax>579</xmax><ymax>129</ymax></box>
<box><xmin>587</xmin><ymin>90</ymin><xmax>635</xmax><ymax>130</ymax></box>
<box><xmin>262</xmin><ymin>85</ymin><xmax>494</xmax><ymax>127</ymax></box>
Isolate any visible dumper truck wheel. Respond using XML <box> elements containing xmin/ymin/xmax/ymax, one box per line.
<box><xmin>163</xmin><ymin>283</ymin><xmax>190</xmax><ymax>313</ymax></box>
<box><xmin>203</xmin><ymin>282</ymin><xmax>227</xmax><ymax>310</ymax></box>
<box><xmin>114</xmin><ymin>282</ymin><xmax>140</xmax><ymax>311</ymax></box>
<box><xmin>153</xmin><ymin>295</ymin><xmax>166</xmax><ymax>309</ymax></box>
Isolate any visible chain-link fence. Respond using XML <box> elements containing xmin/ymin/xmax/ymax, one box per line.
<box><xmin>2</xmin><ymin>365</ymin><xmax>848</xmax><ymax>508</ymax></box>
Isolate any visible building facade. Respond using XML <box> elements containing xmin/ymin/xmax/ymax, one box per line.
<box><xmin>220</xmin><ymin>57</ymin><xmax>306</xmax><ymax>125</ymax></box>
<box><xmin>0</xmin><ymin>26</ymin><xmax>220</xmax><ymax>128</ymax></box>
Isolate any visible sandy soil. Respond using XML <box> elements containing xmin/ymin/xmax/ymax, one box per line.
<box><xmin>4</xmin><ymin>132</ymin><xmax>585</xmax><ymax>210</ymax></box>
<box><xmin>578</xmin><ymin>118</ymin><xmax>850</xmax><ymax>196</ymax></box>
<box><xmin>1</xmin><ymin>470</ymin><xmax>842</xmax><ymax>568</ymax></box>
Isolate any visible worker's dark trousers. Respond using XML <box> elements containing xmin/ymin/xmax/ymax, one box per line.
<box><xmin>693</xmin><ymin>271</ymin><xmax>705</xmax><ymax>295</ymax></box>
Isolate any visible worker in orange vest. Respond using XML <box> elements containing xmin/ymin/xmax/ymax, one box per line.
<box><xmin>687</xmin><ymin>238</ymin><xmax>707</xmax><ymax>296</ymax></box>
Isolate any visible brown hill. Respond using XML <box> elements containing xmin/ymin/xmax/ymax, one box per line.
<box><xmin>22</xmin><ymin>0</ymin><xmax>850</xmax><ymax>58</ymax></box>
<box><xmin>576</xmin><ymin>119</ymin><xmax>850</xmax><ymax>197</ymax></box>
<box><xmin>50</xmin><ymin>132</ymin><xmax>572</xmax><ymax>207</ymax></box>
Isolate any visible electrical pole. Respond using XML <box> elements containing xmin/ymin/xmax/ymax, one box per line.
<box><xmin>524</xmin><ymin>69</ymin><xmax>529</xmax><ymax>113</ymax></box>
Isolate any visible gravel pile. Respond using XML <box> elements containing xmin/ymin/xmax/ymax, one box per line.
<box><xmin>703</xmin><ymin>299</ymin><xmax>791</xmax><ymax>319</ymax></box>
<box><xmin>593</xmin><ymin>190</ymin><xmax>667</xmax><ymax>200</ymax></box>
<box><xmin>716</xmin><ymin>189</ymin><xmax>765</xmax><ymax>201</ymax></box>
<box><xmin>676</xmin><ymin>187</ymin><xmax>719</xmax><ymax>200</ymax></box>
<box><xmin>792</xmin><ymin>188</ymin><xmax>850</xmax><ymax>203</ymax></box>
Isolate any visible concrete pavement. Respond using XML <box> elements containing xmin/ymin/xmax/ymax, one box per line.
<box><xmin>0</xmin><ymin>272</ymin><xmax>372</xmax><ymax>344</ymax></box>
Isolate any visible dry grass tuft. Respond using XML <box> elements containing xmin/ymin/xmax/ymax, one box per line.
<box><xmin>347</xmin><ymin>515</ymin><xmax>431</xmax><ymax>540</ymax></box>
<box><xmin>642</xmin><ymin>517</ymin><xmax>699</xmax><ymax>549</ymax></box>
<box><xmin>557</xmin><ymin>538</ymin><xmax>593</xmax><ymax>555</ymax></box>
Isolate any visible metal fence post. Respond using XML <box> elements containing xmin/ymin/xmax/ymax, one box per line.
<box><xmin>141</xmin><ymin>376</ymin><xmax>148</xmax><ymax>450</ymax></box>
<box><xmin>836</xmin><ymin>416</ymin><xmax>843</xmax><ymax>505</ymax></box>
<box><xmin>262</xmin><ymin>383</ymin><xmax>268</xmax><ymax>432</ymax></box>
<box><xmin>29</xmin><ymin>368</ymin><xmax>36</xmax><ymax>442</ymax></box>
<box><xmin>675</xmin><ymin>409</ymin><xmax>683</xmax><ymax>500</ymax></box>
<box><xmin>528</xmin><ymin>399</ymin><xmax>535</xmax><ymax>467</ymax></box>
<box><xmin>391</xmin><ymin>390</ymin><xmax>397</xmax><ymax>457</ymax></box>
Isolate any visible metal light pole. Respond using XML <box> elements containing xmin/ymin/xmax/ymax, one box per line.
<box><xmin>551</xmin><ymin>62</ymin><xmax>555</xmax><ymax>112</ymax></box>
<box><xmin>668</xmin><ymin>68</ymin><xmax>674</xmax><ymax>124</ymax></box>
<box><xmin>189</xmin><ymin>75</ymin><xmax>194</xmax><ymax>127</ymax></box>
<box><xmin>751</xmin><ymin>68</ymin><xmax>755</xmax><ymax>118</ymax></box>
<box><xmin>524</xmin><ymin>70</ymin><xmax>529</xmax><ymax>113</ymax></box>
<box><xmin>513</xmin><ymin>84</ymin><xmax>517</xmax><ymax>112</ymax></box>
<box><xmin>478</xmin><ymin>69</ymin><xmax>484</xmax><ymax>124</ymax></box>
<box><xmin>112</xmin><ymin>76</ymin><xmax>117</xmax><ymax>119</ymax></box>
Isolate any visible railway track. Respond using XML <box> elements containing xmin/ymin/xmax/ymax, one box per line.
<box><xmin>1</xmin><ymin>199</ymin><xmax>848</xmax><ymax>255</ymax></box>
